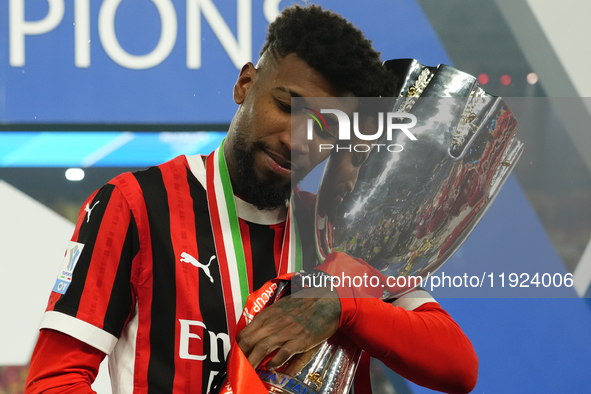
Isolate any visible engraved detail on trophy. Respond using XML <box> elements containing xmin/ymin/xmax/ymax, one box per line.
<box><xmin>397</xmin><ymin>67</ymin><xmax>435</xmax><ymax>113</ymax></box>
<box><xmin>452</xmin><ymin>87</ymin><xmax>486</xmax><ymax>149</ymax></box>
<box><xmin>307</xmin><ymin>372</ymin><xmax>324</xmax><ymax>387</ymax></box>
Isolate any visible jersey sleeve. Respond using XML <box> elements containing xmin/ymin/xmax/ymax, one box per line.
<box><xmin>315</xmin><ymin>252</ymin><xmax>478</xmax><ymax>393</ymax></box>
<box><xmin>41</xmin><ymin>183</ymin><xmax>140</xmax><ymax>355</ymax></box>
<box><xmin>25</xmin><ymin>329</ymin><xmax>104</xmax><ymax>394</ymax></box>
<box><xmin>339</xmin><ymin>295</ymin><xmax>478</xmax><ymax>394</ymax></box>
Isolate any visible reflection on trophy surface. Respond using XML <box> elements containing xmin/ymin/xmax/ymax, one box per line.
<box><xmin>258</xmin><ymin>59</ymin><xmax>524</xmax><ymax>394</ymax></box>
<box><xmin>317</xmin><ymin>59</ymin><xmax>523</xmax><ymax>298</ymax></box>
<box><xmin>316</xmin><ymin>114</ymin><xmax>379</xmax><ymax>220</ymax></box>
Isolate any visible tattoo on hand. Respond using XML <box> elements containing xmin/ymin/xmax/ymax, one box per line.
<box><xmin>276</xmin><ymin>294</ymin><xmax>341</xmax><ymax>337</ymax></box>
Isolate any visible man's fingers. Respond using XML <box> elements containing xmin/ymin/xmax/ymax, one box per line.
<box><xmin>235</xmin><ymin>293</ymin><xmax>341</xmax><ymax>370</ymax></box>
<box><xmin>246</xmin><ymin>336</ymin><xmax>279</xmax><ymax>369</ymax></box>
<box><xmin>240</xmin><ymin>318</ymin><xmax>309</xmax><ymax>369</ymax></box>
<box><xmin>282</xmin><ymin>344</ymin><xmax>324</xmax><ymax>376</ymax></box>
<box><xmin>236</xmin><ymin>308</ymin><xmax>279</xmax><ymax>355</ymax></box>
<box><xmin>237</xmin><ymin>312</ymin><xmax>288</xmax><ymax>356</ymax></box>
<box><xmin>265</xmin><ymin>339</ymin><xmax>305</xmax><ymax>370</ymax></box>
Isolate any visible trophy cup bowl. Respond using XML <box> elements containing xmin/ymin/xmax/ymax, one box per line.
<box><xmin>257</xmin><ymin>59</ymin><xmax>524</xmax><ymax>394</ymax></box>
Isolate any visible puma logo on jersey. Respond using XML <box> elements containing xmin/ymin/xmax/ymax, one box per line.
<box><xmin>180</xmin><ymin>252</ymin><xmax>215</xmax><ymax>283</ymax></box>
<box><xmin>84</xmin><ymin>201</ymin><xmax>100</xmax><ymax>223</ymax></box>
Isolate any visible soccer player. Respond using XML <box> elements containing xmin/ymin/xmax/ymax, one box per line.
<box><xmin>25</xmin><ymin>5</ymin><xmax>478</xmax><ymax>394</ymax></box>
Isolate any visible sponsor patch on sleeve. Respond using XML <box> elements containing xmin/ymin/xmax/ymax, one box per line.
<box><xmin>52</xmin><ymin>241</ymin><xmax>85</xmax><ymax>295</ymax></box>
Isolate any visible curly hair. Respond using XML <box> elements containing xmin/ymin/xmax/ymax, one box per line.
<box><xmin>260</xmin><ymin>4</ymin><xmax>397</xmax><ymax>98</ymax></box>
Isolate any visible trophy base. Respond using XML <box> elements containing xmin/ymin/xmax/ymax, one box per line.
<box><xmin>257</xmin><ymin>332</ymin><xmax>362</xmax><ymax>394</ymax></box>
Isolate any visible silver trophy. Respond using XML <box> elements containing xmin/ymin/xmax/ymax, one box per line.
<box><xmin>257</xmin><ymin>59</ymin><xmax>524</xmax><ymax>394</ymax></box>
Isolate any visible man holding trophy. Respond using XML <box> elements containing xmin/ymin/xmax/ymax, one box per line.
<box><xmin>25</xmin><ymin>5</ymin><xmax>489</xmax><ymax>394</ymax></box>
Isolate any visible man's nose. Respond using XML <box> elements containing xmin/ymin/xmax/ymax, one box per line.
<box><xmin>345</xmin><ymin>177</ymin><xmax>356</xmax><ymax>193</ymax></box>
<box><xmin>283</xmin><ymin>117</ymin><xmax>310</xmax><ymax>156</ymax></box>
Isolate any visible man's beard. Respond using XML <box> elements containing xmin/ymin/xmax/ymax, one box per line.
<box><xmin>232</xmin><ymin>141</ymin><xmax>292</xmax><ymax>210</ymax></box>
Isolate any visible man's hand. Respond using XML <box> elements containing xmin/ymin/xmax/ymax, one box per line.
<box><xmin>236</xmin><ymin>287</ymin><xmax>341</xmax><ymax>371</ymax></box>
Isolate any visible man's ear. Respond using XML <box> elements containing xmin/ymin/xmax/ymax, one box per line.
<box><xmin>233</xmin><ymin>62</ymin><xmax>257</xmax><ymax>105</ymax></box>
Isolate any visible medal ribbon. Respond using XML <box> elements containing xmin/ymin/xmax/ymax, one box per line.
<box><xmin>277</xmin><ymin>199</ymin><xmax>303</xmax><ymax>276</ymax></box>
<box><xmin>313</xmin><ymin>185</ymin><xmax>331</xmax><ymax>263</ymax></box>
<box><xmin>219</xmin><ymin>272</ymin><xmax>295</xmax><ymax>394</ymax></box>
<box><xmin>206</xmin><ymin>140</ymin><xmax>302</xmax><ymax>339</ymax></box>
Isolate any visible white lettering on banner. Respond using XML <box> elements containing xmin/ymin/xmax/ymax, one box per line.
<box><xmin>187</xmin><ymin>0</ymin><xmax>251</xmax><ymax>69</ymax></box>
<box><xmin>98</xmin><ymin>0</ymin><xmax>178</xmax><ymax>70</ymax></box>
<box><xmin>9</xmin><ymin>0</ymin><xmax>65</xmax><ymax>67</ymax></box>
<box><xmin>9</xmin><ymin>0</ymin><xmax>255</xmax><ymax>70</ymax></box>
<box><xmin>75</xmin><ymin>0</ymin><xmax>90</xmax><ymax>68</ymax></box>
<box><xmin>178</xmin><ymin>319</ymin><xmax>230</xmax><ymax>362</ymax></box>
<box><xmin>263</xmin><ymin>0</ymin><xmax>281</xmax><ymax>23</ymax></box>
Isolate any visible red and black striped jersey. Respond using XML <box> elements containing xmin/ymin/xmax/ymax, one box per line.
<box><xmin>36</xmin><ymin>154</ymin><xmax>471</xmax><ymax>394</ymax></box>
<box><xmin>41</xmin><ymin>154</ymin><xmax>297</xmax><ymax>394</ymax></box>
